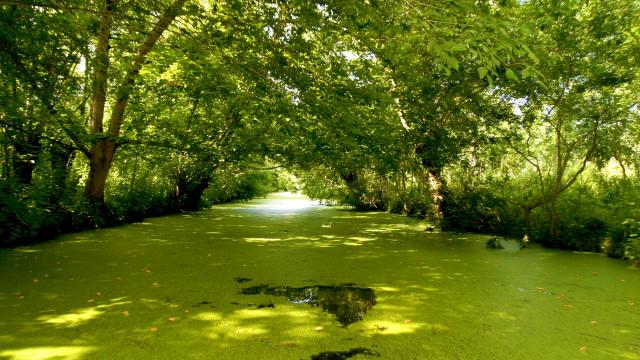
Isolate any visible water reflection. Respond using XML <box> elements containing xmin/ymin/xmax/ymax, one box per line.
<box><xmin>241</xmin><ymin>284</ymin><xmax>376</xmax><ymax>326</ymax></box>
<box><xmin>310</xmin><ymin>347</ymin><xmax>380</xmax><ymax>359</ymax></box>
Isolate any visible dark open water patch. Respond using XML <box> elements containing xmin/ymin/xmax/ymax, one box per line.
<box><xmin>309</xmin><ymin>347</ymin><xmax>380</xmax><ymax>359</ymax></box>
<box><xmin>241</xmin><ymin>284</ymin><xmax>376</xmax><ymax>326</ymax></box>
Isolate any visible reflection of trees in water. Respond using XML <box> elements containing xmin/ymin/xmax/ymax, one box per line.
<box><xmin>310</xmin><ymin>347</ymin><xmax>380</xmax><ymax>360</ymax></box>
<box><xmin>241</xmin><ymin>285</ymin><xmax>376</xmax><ymax>326</ymax></box>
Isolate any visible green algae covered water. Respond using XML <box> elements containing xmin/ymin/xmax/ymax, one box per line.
<box><xmin>0</xmin><ymin>193</ymin><xmax>638</xmax><ymax>359</ymax></box>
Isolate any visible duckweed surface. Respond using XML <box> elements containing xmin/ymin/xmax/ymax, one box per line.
<box><xmin>0</xmin><ymin>193</ymin><xmax>639</xmax><ymax>359</ymax></box>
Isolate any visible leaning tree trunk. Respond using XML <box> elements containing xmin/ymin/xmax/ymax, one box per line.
<box><xmin>171</xmin><ymin>175</ymin><xmax>211</xmax><ymax>211</ymax></box>
<box><xmin>338</xmin><ymin>170</ymin><xmax>368</xmax><ymax>209</ymax></box>
<box><xmin>84</xmin><ymin>0</ymin><xmax>185</xmax><ymax>203</ymax></box>
<box><xmin>83</xmin><ymin>0</ymin><xmax>114</xmax><ymax>203</ymax></box>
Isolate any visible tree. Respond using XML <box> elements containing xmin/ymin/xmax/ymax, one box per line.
<box><xmin>501</xmin><ymin>0</ymin><xmax>640</xmax><ymax>240</ymax></box>
<box><xmin>83</xmin><ymin>0</ymin><xmax>186</xmax><ymax>203</ymax></box>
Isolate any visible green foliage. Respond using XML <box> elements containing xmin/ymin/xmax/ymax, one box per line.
<box><xmin>534</xmin><ymin>217</ymin><xmax>608</xmax><ymax>252</ymax></box>
<box><xmin>203</xmin><ymin>169</ymin><xmax>290</xmax><ymax>206</ymax></box>
<box><xmin>444</xmin><ymin>189</ymin><xmax>511</xmax><ymax>234</ymax></box>
<box><xmin>621</xmin><ymin>219</ymin><xmax>640</xmax><ymax>266</ymax></box>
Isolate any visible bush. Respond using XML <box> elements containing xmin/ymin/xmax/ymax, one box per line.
<box><xmin>534</xmin><ymin>217</ymin><xmax>607</xmax><ymax>252</ymax></box>
<box><xmin>621</xmin><ymin>219</ymin><xmax>640</xmax><ymax>266</ymax></box>
<box><xmin>443</xmin><ymin>189</ymin><xmax>512</xmax><ymax>234</ymax></box>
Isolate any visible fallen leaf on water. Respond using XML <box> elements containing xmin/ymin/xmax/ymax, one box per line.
<box><xmin>33</xmin><ymin>278</ymin><xmax>38</xmax><ymax>283</ymax></box>
<box><xmin>149</xmin><ymin>327</ymin><xmax>158</xmax><ymax>332</ymax></box>
<box><xmin>167</xmin><ymin>317</ymin><xmax>177</xmax><ymax>322</ymax></box>
<box><xmin>580</xmin><ymin>346</ymin><xmax>588</xmax><ymax>352</ymax></box>
<box><xmin>87</xmin><ymin>298</ymin><xmax>95</xmax><ymax>303</ymax></box>
<box><xmin>590</xmin><ymin>320</ymin><xmax>597</xmax><ymax>326</ymax></box>
<box><xmin>122</xmin><ymin>310</ymin><xmax>129</xmax><ymax>317</ymax></box>
<box><xmin>96</xmin><ymin>292</ymin><xmax>102</xmax><ymax>296</ymax></box>
<box><xmin>142</xmin><ymin>267</ymin><xmax>151</xmax><ymax>273</ymax></box>
<box><xmin>535</xmin><ymin>287</ymin><xmax>544</xmax><ymax>292</ymax></box>
<box><xmin>152</xmin><ymin>282</ymin><xmax>160</xmax><ymax>288</ymax></box>
<box><xmin>404</xmin><ymin>319</ymin><xmax>412</xmax><ymax>324</ymax></box>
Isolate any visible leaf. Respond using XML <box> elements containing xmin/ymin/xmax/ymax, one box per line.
<box><xmin>478</xmin><ymin>67</ymin><xmax>488</xmax><ymax>79</ymax></box>
<box><xmin>506</xmin><ymin>69</ymin><xmax>519</xmax><ymax>81</ymax></box>
<box><xmin>444</xmin><ymin>55</ymin><xmax>459</xmax><ymax>70</ymax></box>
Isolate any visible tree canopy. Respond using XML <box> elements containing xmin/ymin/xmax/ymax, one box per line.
<box><xmin>1</xmin><ymin>0</ymin><xmax>639</xmax><ymax>261</ymax></box>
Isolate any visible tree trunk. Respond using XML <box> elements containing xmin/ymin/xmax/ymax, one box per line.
<box><xmin>547</xmin><ymin>197</ymin><xmax>560</xmax><ymax>240</ymax></box>
<box><xmin>85</xmin><ymin>139</ymin><xmax>117</xmax><ymax>202</ymax></box>
<box><xmin>339</xmin><ymin>170</ymin><xmax>369</xmax><ymax>209</ymax></box>
<box><xmin>523</xmin><ymin>206</ymin><xmax>532</xmax><ymax>237</ymax></box>
<box><xmin>171</xmin><ymin>175</ymin><xmax>210</xmax><ymax>211</ymax></box>
<box><xmin>49</xmin><ymin>144</ymin><xmax>73</xmax><ymax>203</ymax></box>
<box><xmin>12</xmin><ymin>132</ymin><xmax>41</xmax><ymax>185</ymax></box>
<box><xmin>426</xmin><ymin>166</ymin><xmax>448</xmax><ymax>228</ymax></box>
<box><xmin>83</xmin><ymin>0</ymin><xmax>185</xmax><ymax>202</ymax></box>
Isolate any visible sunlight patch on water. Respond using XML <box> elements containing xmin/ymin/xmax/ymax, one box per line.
<box><xmin>0</xmin><ymin>346</ymin><xmax>97</xmax><ymax>360</ymax></box>
<box><xmin>244</xmin><ymin>237</ymin><xmax>285</xmax><ymax>242</ymax></box>
<box><xmin>36</xmin><ymin>300</ymin><xmax>131</xmax><ymax>327</ymax></box>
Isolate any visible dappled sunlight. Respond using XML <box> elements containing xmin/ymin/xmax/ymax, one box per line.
<box><xmin>373</xmin><ymin>286</ymin><xmax>400</xmax><ymax>292</ymax></box>
<box><xmin>331</xmin><ymin>215</ymin><xmax>373</xmax><ymax>219</ymax></box>
<box><xmin>192</xmin><ymin>311</ymin><xmax>223</xmax><ymax>321</ymax></box>
<box><xmin>1</xmin><ymin>194</ymin><xmax>639</xmax><ymax>359</ymax></box>
<box><xmin>244</xmin><ymin>237</ymin><xmax>285</xmax><ymax>243</ymax></box>
<box><xmin>36</xmin><ymin>299</ymin><xmax>131</xmax><ymax>328</ymax></box>
<box><xmin>13</xmin><ymin>248</ymin><xmax>40</xmax><ymax>254</ymax></box>
<box><xmin>37</xmin><ymin>307</ymin><xmax>102</xmax><ymax>327</ymax></box>
<box><xmin>190</xmin><ymin>306</ymin><xmax>324</xmax><ymax>343</ymax></box>
<box><xmin>491</xmin><ymin>311</ymin><xmax>518</xmax><ymax>321</ymax></box>
<box><xmin>348</xmin><ymin>236</ymin><xmax>377</xmax><ymax>243</ymax></box>
<box><xmin>0</xmin><ymin>346</ymin><xmax>97</xmax><ymax>360</ymax></box>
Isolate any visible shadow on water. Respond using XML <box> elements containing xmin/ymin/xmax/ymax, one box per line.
<box><xmin>310</xmin><ymin>347</ymin><xmax>381</xmax><ymax>360</ymax></box>
<box><xmin>240</xmin><ymin>284</ymin><xmax>376</xmax><ymax>327</ymax></box>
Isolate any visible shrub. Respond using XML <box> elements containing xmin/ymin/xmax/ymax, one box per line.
<box><xmin>535</xmin><ymin>217</ymin><xmax>607</xmax><ymax>252</ymax></box>
<box><xmin>621</xmin><ymin>219</ymin><xmax>640</xmax><ymax>266</ymax></box>
<box><xmin>443</xmin><ymin>189</ymin><xmax>511</xmax><ymax>234</ymax></box>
